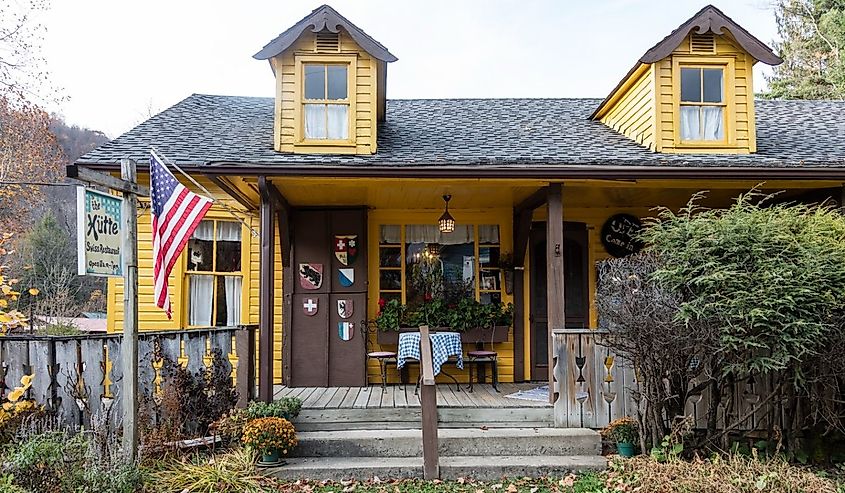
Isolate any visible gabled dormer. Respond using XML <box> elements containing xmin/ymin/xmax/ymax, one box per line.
<box><xmin>591</xmin><ymin>5</ymin><xmax>782</xmax><ymax>154</ymax></box>
<box><xmin>254</xmin><ymin>5</ymin><xmax>397</xmax><ymax>155</ymax></box>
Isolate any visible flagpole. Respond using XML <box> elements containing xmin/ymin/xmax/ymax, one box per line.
<box><xmin>150</xmin><ymin>147</ymin><xmax>259</xmax><ymax>237</ymax></box>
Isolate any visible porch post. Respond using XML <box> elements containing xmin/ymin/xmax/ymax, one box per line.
<box><xmin>258</xmin><ymin>177</ymin><xmax>275</xmax><ymax>402</ymax></box>
<box><xmin>546</xmin><ymin>183</ymin><xmax>564</xmax><ymax>404</ymax></box>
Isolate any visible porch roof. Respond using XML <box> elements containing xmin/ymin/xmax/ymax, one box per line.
<box><xmin>76</xmin><ymin>94</ymin><xmax>845</xmax><ymax>171</ymax></box>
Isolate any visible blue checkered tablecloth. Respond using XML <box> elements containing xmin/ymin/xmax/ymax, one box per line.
<box><xmin>397</xmin><ymin>331</ymin><xmax>464</xmax><ymax>376</ymax></box>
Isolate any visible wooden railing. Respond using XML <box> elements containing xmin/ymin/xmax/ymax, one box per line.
<box><xmin>0</xmin><ymin>325</ymin><xmax>257</xmax><ymax>429</ymax></box>
<box><xmin>418</xmin><ymin>325</ymin><xmax>439</xmax><ymax>479</ymax></box>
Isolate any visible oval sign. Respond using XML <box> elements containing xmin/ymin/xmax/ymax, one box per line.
<box><xmin>600</xmin><ymin>214</ymin><xmax>643</xmax><ymax>258</ymax></box>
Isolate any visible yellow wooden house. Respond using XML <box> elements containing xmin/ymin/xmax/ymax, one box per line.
<box><xmin>76</xmin><ymin>4</ymin><xmax>845</xmax><ymax>405</ymax></box>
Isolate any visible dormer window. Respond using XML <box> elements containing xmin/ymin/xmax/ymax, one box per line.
<box><xmin>679</xmin><ymin>66</ymin><xmax>725</xmax><ymax>141</ymax></box>
<box><xmin>303</xmin><ymin>62</ymin><xmax>350</xmax><ymax>140</ymax></box>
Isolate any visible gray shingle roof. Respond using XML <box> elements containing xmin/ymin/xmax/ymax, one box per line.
<box><xmin>76</xmin><ymin>94</ymin><xmax>845</xmax><ymax>169</ymax></box>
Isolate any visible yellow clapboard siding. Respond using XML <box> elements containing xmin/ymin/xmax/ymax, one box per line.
<box><xmin>599</xmin><ymin>65</ymin><xmax>656</xmax><ymax>150</ymax></box>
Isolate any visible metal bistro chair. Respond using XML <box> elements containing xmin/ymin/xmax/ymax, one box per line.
<box><xmin>364</xmin><ymin>320</ymin><xmax>398</xmax><ymax>391</ymax></box>
<box><xmin>466</xmin><ymin>324</ymin><xmax>500</xmax><ymax>393</ymax></box>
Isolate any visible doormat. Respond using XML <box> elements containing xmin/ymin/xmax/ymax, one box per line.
<box><xmin>505</xmin><ymin>385</ymin><xmax>549</xmax><ymax>402</ymax></box>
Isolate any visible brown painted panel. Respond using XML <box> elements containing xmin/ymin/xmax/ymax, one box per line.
<box><xmin>290</xmin><ymin>293</ymin><xmax>329</xmax><ymax>387</ymax></box>
<box><xmin>293</xmin><ymin>210</ymin><xmax>331</xmax><ymax>294</ymax></box>
<box><xmin>328</xmin><ymin>293</ymin><xmax>367</xmax><ymax>386</ymax></box>
<box><xmin>330</xmin><ymin>208</ymin><xmax>367</xmax><ymax>294</ymax></box>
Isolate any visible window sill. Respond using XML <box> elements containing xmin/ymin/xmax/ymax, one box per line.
<box><xmin>296</xmin><ymin>139</ymin><xmax>355</xmax><ymax>147</ymax></box>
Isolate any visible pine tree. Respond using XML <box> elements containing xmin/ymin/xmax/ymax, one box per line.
<box><xmin>766</xmin><ymin>0</ymin><xmax>845</xmax><ymax>99</ymax></box>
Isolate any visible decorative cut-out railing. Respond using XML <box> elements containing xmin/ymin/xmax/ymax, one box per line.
<box><xmin>552</xmin><ymin>328</ymin><xmax>774</xmax><ymax>431</ymax></box>
<box><xmin>0</xmin><ymin>325</ymin><xmax>257</xmax><ymax>429</ymax></box>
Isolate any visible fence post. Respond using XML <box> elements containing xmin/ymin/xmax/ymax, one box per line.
<box><xmin>236</xmin><ymin>326</ymin><xmax>256</xmax><ymax>408</ymax></box>
<box><xmin>419</xmin><ymin>325</ymin><xmax>439</xmax><ymax>479</ymax></box>
<box><xmin>120</xmin><ymin>158</ymin><xmax>140</xmax><ymax>462</ymax></box>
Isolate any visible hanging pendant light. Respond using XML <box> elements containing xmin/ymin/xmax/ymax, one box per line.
<box><xmin>438</xmin><ymin>194</ymin><xmax>455</xmax><ymax>233</ymax></box>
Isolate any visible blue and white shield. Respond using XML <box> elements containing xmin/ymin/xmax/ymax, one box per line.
<box><xmin>338</xmin><ymin>268</ymin><xmax>355</xmax><ymax>287</ymax></box>
<box><xmin>338</xmin><ymin>321</ymin><xmax>354</xmax><ymax>341</ymax></box>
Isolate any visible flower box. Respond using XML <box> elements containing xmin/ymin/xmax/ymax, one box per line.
<box><xmin>376</xmin><ymin>325</ymin><xmax>510</xmax><ymax>346</ymax></box>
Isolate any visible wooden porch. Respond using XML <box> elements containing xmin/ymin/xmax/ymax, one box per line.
<box><xmin>274</xmin><ymin>383</ymin><xmax>553</xmax><ymax>431</ymax></box>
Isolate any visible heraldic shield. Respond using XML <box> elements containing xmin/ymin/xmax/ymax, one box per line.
<box><xmin>338</xmin><ymin>321</ymin><xmax>354</xmax><ymax>341</ymax></box>
<box><xmin>299</xmin><ymin>263</ymin><xmax>323</xmax><ymax>290</ymax></box>
<box><xmin>334</xmin><ymin>235</ymin><xmax>358</xmax><ymax>266</ymax></box>
<box><xmin>303</xmin><ymin>298</ymin><xmax>318</xmax><ymax>316</ymax></box>
<box><xmin>338</xmin><ymin>268</ymin><xmax>354</xmax><ymax>287</ymax></box>
<box><xmin>337</xmin><ymin>299</ymin><xmax>353</xmax><ymax>319</ymax></box>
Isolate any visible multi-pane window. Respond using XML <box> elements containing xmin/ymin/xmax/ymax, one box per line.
<box><xmin>185</xmin><ymin>220</ymin><xmax>243</xmax><ymax>327</ymax></box>
<box><xmin>679</xmin><ymin>67</ymin><xmax>725</xmax><ymax>141</ymax></box>
<box><xmin>377</xmin><ymin>224</ymin><xmax>502</xmax><ymax>305</ymax></box>
<box><xmin>303</xmin><ymin>63</ymin><xmax>349</xmax><ymax>140</ymax></box>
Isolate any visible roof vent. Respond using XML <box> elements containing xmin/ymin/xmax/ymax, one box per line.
<box><xmin>315</xmin><ymin>31</ymin><xmax>340</xmax><ymax>53</ymax></box>
<box><xmin>690</xmin><ymin>32</ymin><xmax>716</xmax><ymax>54</ymax></box>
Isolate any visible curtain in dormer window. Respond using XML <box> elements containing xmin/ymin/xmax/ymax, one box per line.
<box><xmin>303</xmin><ymin>63</ymin><xmax>349</xmax><ymax>140</ymax></box>
<box><xmin>680</xmin><ymin>67</ymin><xmax>725</xmax><ymax>141</ymax></box>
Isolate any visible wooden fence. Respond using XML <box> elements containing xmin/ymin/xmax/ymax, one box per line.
<box><xmin>552</xmin><ymin>328</ymin><xmax>777</xmax><ymax>431</ymax></box>
<box><xmin>0</xmin><ymin>325</ymin><xmax>256</xmax><ymax>429</ymax></box>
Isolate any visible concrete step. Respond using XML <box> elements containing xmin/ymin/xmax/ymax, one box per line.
<box><xmin>266</xmin><ymin>455</ymin><xmax>607</xmax><ymax>481</ymax></box>
<box><xmin>293</xmin><ymin>407</ymin><xmax>554</xmax><ymax>431</ymax></box>
<box><xmin>294</xmin><ymin>428</ymin><xmax>601</xmax><ymax>458</ymax></box>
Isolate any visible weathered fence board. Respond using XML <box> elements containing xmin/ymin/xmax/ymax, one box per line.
<box><xmin>0</xmin><ymin>326</ymin><xmax>256</xmax><ymax>430</ymax></box>
<box><xmin>553</xmin><ymin>328</ymin><xmax>778</xmax><ymax>432</ymax></box>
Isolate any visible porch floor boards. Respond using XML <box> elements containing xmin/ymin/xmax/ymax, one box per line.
<box><xmin>273</xmin><ymin>383</ymin><xmax>550</xmax><ymax>409</ymax></box>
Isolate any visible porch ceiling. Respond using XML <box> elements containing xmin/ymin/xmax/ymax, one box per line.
<box><xmin>243</xmin><ymin>177</ymin><xmax>842</xmax><ymax>210</ymax></box>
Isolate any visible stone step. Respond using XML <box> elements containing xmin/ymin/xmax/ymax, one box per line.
<box><xmin>294</xmin><ymin>427</ymin><xmax>601</xmax><ymax>458</ymax></box>
<box><xmin>292</xmin><ymin>407</ymin><xmax>554</xmax><ymax>432</ymax></box>
<box><xmin>266</xmin><ymin>455</ymin><xmax>607</xmax><ymax>481</ymax></box>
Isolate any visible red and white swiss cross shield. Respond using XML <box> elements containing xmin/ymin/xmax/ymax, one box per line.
<box><xmin>303</xmin><ymin>298</ymin><xmax>318</xmax><ymax>316</ymax></box>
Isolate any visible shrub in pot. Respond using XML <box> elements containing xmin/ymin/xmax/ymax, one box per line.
<box><xmin>242</xmin><ymin>417</ymin><xmax>298</xmax><ymax>465</ymax></box>
<box><xmin>603</xmin><ymin>417</ymin><xmax>639</xmax><ymax>457</ymax></box>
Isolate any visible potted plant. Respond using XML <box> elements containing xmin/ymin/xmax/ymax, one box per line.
<box><xmin>603</xmin><ymin>417</ymin><xmax>639</xmax><ymax>458</ymax></box>
<box><xmin>242</xmin><ymin>416</ymin><xmax>298</xmax><ymax>466</ymax></box>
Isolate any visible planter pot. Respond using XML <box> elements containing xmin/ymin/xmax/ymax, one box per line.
<box><xmin>376</xmin><ymin>326</ymin><xmax>510</xmax><ymax>346</ymax></box>
<box><xmin>257</xmin><ymin>449</ymin><xmax>281</xmax><ymax>467</ymax></box>
<box><xmin>616</xmin><ymin>442</ymin><xmax>636</xmax><ymax>458</ymax></box>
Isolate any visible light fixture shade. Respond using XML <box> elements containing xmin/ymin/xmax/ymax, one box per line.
<box><xmin>438</xmin><ymin>194</ymin><xmax>455</xmax><ymax>233</ymax></box>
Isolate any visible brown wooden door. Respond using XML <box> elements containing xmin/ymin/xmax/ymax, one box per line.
<box><xmin>529</xmin><ymin>221</ymin><xmax>589</xmax><ymax>381</ymax></box>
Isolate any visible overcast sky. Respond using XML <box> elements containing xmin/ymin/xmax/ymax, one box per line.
<box><xmin>42</xmin><ymin>0</ymin><xmax>779</xmax><ymax>138</ymax></box>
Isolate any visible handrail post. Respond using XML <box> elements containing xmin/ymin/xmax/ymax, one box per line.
<box><xmin>419</xmin><ymin>325</ymin><xmax>439</xmax><ymax>479</ymax></box>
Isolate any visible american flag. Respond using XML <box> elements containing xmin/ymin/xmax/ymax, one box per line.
<box><xmin>150</xmin><ymin>150</ymin><xmax>213</xmax><ymax>318</ymax></box>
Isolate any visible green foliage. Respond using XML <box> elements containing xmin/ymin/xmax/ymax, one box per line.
<box><xmin>643</xmin><ymin>191</ymin><xmax>845</xmax><ymax>384</ymax></box>
<box><xmin>147</xmin><ymin>447</ymin><xmax>266</xmax><ymax>493</ymax></box>
<box><xmin>766</xmin><ymin>0</ymin><xmax>845</xmax><ymax>99</ymax></box>
<box><xmin>1</xmin><ymin>430</ymin><xmax>142</xmax><ymax>493</ymax></box>
<box><xmin>375</xmin><ymin>297</ymin><xmax>513</xmax><ymax>333</ymax></box>
<box><xmin>244</xmin><ymin>397</ymin><xmax>302</xmax><ymax>421</ymax></box>
<box><xmin>35</xmin><ymin>322</ymin><xmax>83</xmax><ymax>336</ymax></box>
<box><xmin>603</xmin><ymin>417</ymin><xmax>639</xmax><ymax>444</ymax></box>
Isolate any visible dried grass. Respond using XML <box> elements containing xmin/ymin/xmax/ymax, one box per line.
<box><xmin>606</xmin><ymin>454</ymin><xmax>841</xmax><ymax>493</ymax></box>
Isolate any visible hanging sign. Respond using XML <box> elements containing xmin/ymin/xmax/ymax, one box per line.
<box><xmin>600</xmin><ymin>214</ymin><xmax>643</xmax><ymax>258</ymax></box>
<box><xmin>77</xmin><ymin>187</ymin><xmax>124</xmax><ymax>277</ymax></box>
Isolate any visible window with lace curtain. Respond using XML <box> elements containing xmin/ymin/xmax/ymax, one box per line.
<box><xmin>679</xmin><ymin>66</ymin><xmax>726</xmax><ymax>142</ymax></box>
<box><xmin>303</xmin><ymin>62</ymin><xmax>350</xmax><ymax>140</ymax></box>
<box><xmin>185</xmin><ymin>220</ymin><xmax>243</xmax><ymax>327</ymax></box>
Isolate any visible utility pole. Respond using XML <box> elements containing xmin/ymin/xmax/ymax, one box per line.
<box><xmin>120</xmin><ymin>158</ymin><xmax>139</xmax><ymax>462</ymax></box>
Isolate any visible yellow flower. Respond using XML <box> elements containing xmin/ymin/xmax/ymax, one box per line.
<box><xmin>27</xmin><ymin>288</ymin><xmax>39</xmax><ymax>296</ymax></box>
<box><xmin>20</xmin><ymin>374</ymin><xmax>33</xmax><ymax>388</ymax></box>
<box><xmin>7</xmin><ymin>388</ymin><xmax>23</xmax><ymax>403</ymax></box>
<box><xmin>2</xmin><ymin>403</ymin><xmax>12</xmax><ymax>411</ymax></box>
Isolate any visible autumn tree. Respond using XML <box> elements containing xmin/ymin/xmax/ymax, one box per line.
<box><xmin>766</xmin><ymin>0</ymin><xmax>845</xmax><ymax>99</ymax></box>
